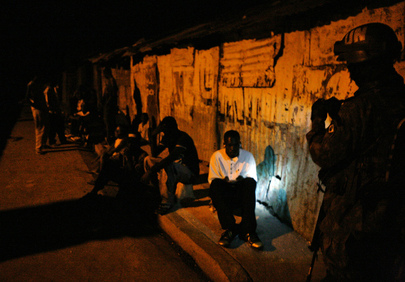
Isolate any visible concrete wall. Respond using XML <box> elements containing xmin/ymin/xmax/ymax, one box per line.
<box><xmin>127</xmin><ymin>2</ymin><xmax>405</xmax><ymax>240</ymax></box>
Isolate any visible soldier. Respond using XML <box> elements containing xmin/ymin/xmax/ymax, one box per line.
<box><xmin>307</xmin><ymin>23</ymin><xmax>405</xmax><ymax>281</ymax></box>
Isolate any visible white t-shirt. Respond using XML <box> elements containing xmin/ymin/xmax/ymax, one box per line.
<box><xmin>208</xmin><ymin>148</ymin><xmax>257</xmax><ymax>184</ymax></box>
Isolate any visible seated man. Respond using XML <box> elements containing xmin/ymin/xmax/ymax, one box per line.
<box><xmin>137</xmin><ymin>112</ymin><xmax>150</xmax><ymax>145</ymax></box>
<box><xmin>141</xmin><ymin>116</ymin><xmax>200</xmax><ymax>215</ymax></box>
<box><xmin>86</xmin><ymin>125</ymin><xmax>147</xmax><ymax>197</ymax></box>
<box><xmin>209</xmin><ymin>130</ymin><xmax>263</xmax><ymax>250</ymax></box>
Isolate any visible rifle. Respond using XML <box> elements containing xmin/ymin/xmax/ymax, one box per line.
<box><xmin>306</xmin><ymin>181</ymin><xmax>326</xmax><ymax>282</ymax></box>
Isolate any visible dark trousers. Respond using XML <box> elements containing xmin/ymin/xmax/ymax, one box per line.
<box><xmin>49</xmin><ymin>112</ymin><xmax>66</xmax><ymax>144</ymax></box>
<box><xmin>209</xmin><ymin>178</ymin><xmax>257</xmax><ymax>234</ymax></box>
<box><xmin>103</xmin><ymin>109</ymin><xmax>116</xmax><ymax>145</ymax></box>
<box><xmin>92</xmin><ymin>155</ymin><xmax>136</xmax><ymax>193</ymax></box>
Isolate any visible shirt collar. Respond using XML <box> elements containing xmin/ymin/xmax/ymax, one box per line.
<box><xmin>223</xmin><ymin>149</ymin><xmax>239</xmax><ymax>162</ymax></box>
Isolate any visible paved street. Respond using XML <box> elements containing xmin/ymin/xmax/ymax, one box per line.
<box><xmin>0</xmin><ymin>104</ymin><xmax>208</xmax><ymax>281</ymax></box>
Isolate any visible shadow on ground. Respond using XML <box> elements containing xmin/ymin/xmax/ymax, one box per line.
<box><xmin>0</xmin><ymin>100</ymin><xmax>22</xmax><ymax>161</ymax></box>
<box><xmin>0</xmin><ymin>189</ymin><xmax>161</xmax><ymax>262</ymax></box>
<box><xmin>0</xmin><ymin>102</ymin><xmax>162</xmax><ymax>263</ymax></box>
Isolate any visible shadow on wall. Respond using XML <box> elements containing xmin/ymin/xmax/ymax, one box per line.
<box><xmin>256</xmin><ymin>146</ymin><xmax>275</xmax><ymax>200</ymax></box>
<box><xmin>256</xmin><ymin>145</ymin><xmax>292</xmax><ymax>226</ymax></box>
<box><xmin>265</xmin><ymin>176</ymin><xmax>292</xmax><ymax>227</ymax></box>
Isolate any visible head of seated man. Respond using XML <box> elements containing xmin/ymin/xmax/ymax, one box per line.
<box><xmin>224</xmin><ymin>130</ymin><xmax>240</xmax><ymax>159</ymax></box>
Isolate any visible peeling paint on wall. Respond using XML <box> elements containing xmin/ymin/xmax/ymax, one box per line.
<box><xmin>154</xmin><ymin>47</ymin><xmax>220</xmax><ymax>161</ymax></box>
<box><xmin>112</xmin><ymin>68</ymin><xmax>132</xmax><ymax>119</ymax></box>
<box><xmin>221</xmin><ymin>36</ymin><xmax>282</xmax><ymax>88</ymax></box>
<box><xmin>127</xmin><ymin>2</ymin><xmax>405</xmax><ymax>241</ymax></box>
<box><xmin>131</xmin><ymin>55</ymin><xmax>159</xmax><ymax>129</ymax></box>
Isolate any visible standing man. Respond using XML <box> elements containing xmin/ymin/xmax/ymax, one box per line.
<box><xmin>47</xmin><ymin>82</ymin><xmax>68</xmax><ymax>146</ymax></box>
<box><xmin>307</xmin><ymin>23</ymin><xmax>405</xmax><ymax>281</ymax></box>
<box><xmin>141</xmin><ymin>116</ymin><xmax>200</xmax><ymax>215</ymax></box>
<box><xmin>100</xmin><ymin>67</ymin><xmax>118</xmax><ymax>145</ymax></box>
<box><xmin>26</xmin><ymin>76</ymin><xmax>50</xmax><ymax>155</ymax></box>
<box><xmin>209</xmin><ymin>130</ymin><xmax>263</xmax><ymax>250</ymax></box>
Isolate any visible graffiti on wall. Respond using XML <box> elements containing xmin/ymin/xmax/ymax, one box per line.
<box><xmin>221</xmin><ymin>35</ymin><xmax>283</xmax><ymax>88</ymax></box>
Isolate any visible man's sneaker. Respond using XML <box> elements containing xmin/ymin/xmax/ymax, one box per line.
<box><xmin>218</xmin><ymin>230</ymin><xmax>237</xmax><ymax>248</ymax></box>
<box><xmin>81</xmin><ymin>191</ymin><xmax>98</xmax><ymax>200</ymax></box>
<box><xmin>179</xmin><ymin>197</ymin><xmax>195</xmax><ymax>207</ymax></box>
<box><xmin>155</xmin><ymin>203</ymin><xmax>173</xmax><ymax>215</ymax></box>
<box><xmin>239</xmin><ymin>232</ymin><xmax>264</xmax><ymax>250</ymax></box>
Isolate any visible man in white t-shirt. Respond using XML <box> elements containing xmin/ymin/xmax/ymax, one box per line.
<box><xmin>208</xmin><ymin>130</ymin><xmax>263</xmax><ymax>250</ymax></box>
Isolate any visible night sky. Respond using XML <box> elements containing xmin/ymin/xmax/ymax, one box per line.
<box><xmin>1</xmin><ymin>0</ymin><xmax>269</xmax><ymax>102</ymax></box>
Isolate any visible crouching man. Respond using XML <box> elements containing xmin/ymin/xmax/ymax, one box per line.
<box><xmin>85</xmin><ymin>125</ymin><xmax>147</xmax><ymax>197</ymax></box>
<box><xmin>209</xmin><ymin>130</ymin><xmax>263</xmax><ymax>250</ymax></box>
<box><xmin>141</xmin><ymin>116</ymin><xmax>200</xmax><ymax>215</ymax></box>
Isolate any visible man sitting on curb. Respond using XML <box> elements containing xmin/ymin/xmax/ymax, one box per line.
<box><xmin>141</xmin><ymin>116</ymin><xmax>200</xmax><ymax>215</ymax></box>
<box><xmin>208</xmin><ymin>130</ymin><xmax>263</xmax><ymax>250</ymax></box>
<box><xmin>85</xmin><ymin>125</ymin><xmax>147</xmax><ymax>197</ymax></box>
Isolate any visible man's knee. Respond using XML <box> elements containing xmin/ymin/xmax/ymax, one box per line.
<box><xmin>209</xmin><ymin>179</ymin><xmax>229</xmax><ymax>200</ymax></box>
<box><xmin>143</xmin><ymin>156</ymin><xmax>154</xmax><ymax>171</ymax></box>
<box><xmin>235</xmin><ymin>178</ymin><xmax>256</xmax><ymax>202</ymax></box>
<box><xmin>210</xmin><ymin>178</ymin><xmax>226</xmax><ymax>191</ymax></box>
<box><xmin>241</xmin><ymin>177</ymin><xmax>256</xmax><ymax>190</ymax></box>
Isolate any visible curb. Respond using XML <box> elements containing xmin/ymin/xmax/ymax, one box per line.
<box><xmin>158</xmin><ymin>209</ymin><xmax>252</xmax><ymax>282</ymax></box>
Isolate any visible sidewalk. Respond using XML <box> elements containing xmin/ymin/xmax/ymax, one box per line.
<box><xmin>0</xmin><ymin>104</ymin><xmax>208</xmax><ymax>281</ymax></box>
<box><xmin>87</xmin><ymin>130</ymin><xmax>328</xmax><ymax>281</ymax></box>
<box><xmin>6</xmin><ymin>103</ymin><xmax>327</xmax><ymax>281</ymax></box>
<box><xmin>157</xmin><ymin>166</ymin><xmax>327</xmax><ymax>282</ymax></box>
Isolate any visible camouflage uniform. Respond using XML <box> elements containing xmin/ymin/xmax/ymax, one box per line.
<box><xmin>306</xmin><ymin>70</ymin><xmax>405</xmax><ymax>281</ymax></box>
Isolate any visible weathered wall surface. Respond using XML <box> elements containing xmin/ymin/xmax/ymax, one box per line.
<box><xmin>126</xmin><ymin>2</ymin><xmax>405</xmax><ymax>240</ymax></box>
<box><xmin>155</xmin><ymin>47</ymin><xmax>220</xmax><ymax>161</ymax></box>
<box><xmin>111</xmin><ymin>68</ymin><xmax>132</xmax><ymax>119</ymax></box>
<box><xmin>130</xmin><ymin>55</ymin><xmax>160</xmax><ymax>129</ymax></box>
<box><xmin>284</xmin><ymin>4</ymin><xmax>405</xmax><ymax>237</ymax></box>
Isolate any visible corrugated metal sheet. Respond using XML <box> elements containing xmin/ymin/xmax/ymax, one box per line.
<box><xmin>131</xmin><ymin>55</ymin><xmax>159</xmax><ymax>127</ymax></box>
<box><xmin>112</xmin><ymin>69</ymin><xmax>132</xmax><ymax>119</ymax></box>
<box><xmin>89</xmin><ymin>46</ymin><xmax>129</xmax><ymax>64</ymax></box>
<box><xmin>215</xmin><ymin>28</ymin><xmax>365</xmax><ymax>236</ymax></box>
<box><xmin>155</xmin><ymin>47</ymin><xmax>219</xmax><ymax>161</ymax></box>
<box><xmin>124</xmin><ymin>2</ymin><xmax>405</xmax><ymax>241</ymax></box>
<box><xmin>221</xmin><ymin>36</ymin><xmax>282</xmax><ymax>88</ymax></box>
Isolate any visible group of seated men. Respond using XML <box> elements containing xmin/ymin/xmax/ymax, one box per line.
<box><xmin>86</xmin><ymin>115</ymin><xmax>263</xmax><ymax>250</ymax></box>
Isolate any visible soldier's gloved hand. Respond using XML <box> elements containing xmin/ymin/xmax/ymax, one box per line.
<box><xmin>325</xmin><ymin>97</ymin><xmax>342</xmax><ymax>120</ymax></box>
<box><xmin>311</xmin><ymin>99</ymin><xmax>327</xmax><ymax>121</ymax></box>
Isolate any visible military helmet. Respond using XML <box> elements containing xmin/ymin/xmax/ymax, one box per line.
<box><xmin>334</xmin><ymin>23</ymin><xmax>402</xmax><ymax>63</ymax></box>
